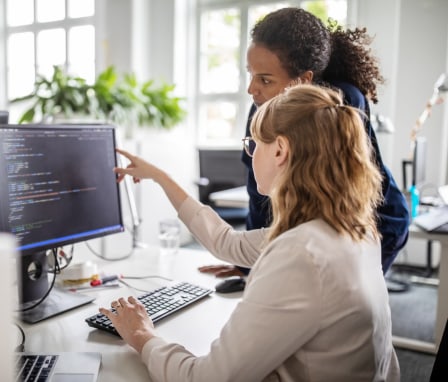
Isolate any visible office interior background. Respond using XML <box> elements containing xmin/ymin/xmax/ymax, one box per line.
<box><xmin>1</xmin><ymin>0</ymin><xmax>448</xmax><ymax>259</ymax></box>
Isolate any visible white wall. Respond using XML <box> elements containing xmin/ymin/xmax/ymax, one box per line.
<box><xmin>119</xmin><ymin>128</ymin><xmax>198</xmax><ymax>247</ymax></box>
<box><xmin>95</xmin><ymin>0</ymin><xmax>197</xmax><ymax>247</ymax></box>
<box><xmin>356</xmin><ymin>0</ymin><xmax>448</xmax><ymax>191</ymax></box>
<box><xmin>355</xmin><ymin>0</ymin><xmax>448</xmax><ymax>267</ymax></box>
<box><xmin>96</xmin><ymin>0</ymin><xmax>177</xmax><ymax>83</ymax></box>
<box><xmin>0</xmin><ymin>0</ymin><xmax>7</xmax><ymax>107</ymax></box>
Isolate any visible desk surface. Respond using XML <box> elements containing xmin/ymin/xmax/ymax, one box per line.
<box><xmin>18</xmin><ymin>246</ymin><xmax>240</xmax><ymax>381</ymax></box>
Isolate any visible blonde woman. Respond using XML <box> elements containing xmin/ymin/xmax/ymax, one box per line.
<box><xmin>101</xmin><ymin>85</ymin><xmax>399</xmax><ymax>382</ymax></box>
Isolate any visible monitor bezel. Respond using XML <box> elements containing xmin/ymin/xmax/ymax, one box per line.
<box><xmin>0</xmin><ymin>123</ymin><xmax>125</xmax><ymax>255</ymax></box>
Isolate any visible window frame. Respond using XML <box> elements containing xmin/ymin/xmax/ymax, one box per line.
<box><xmin>2</xmin><ymin>0</ymin><xmax>97</xmax><ymax>119</ymax></box>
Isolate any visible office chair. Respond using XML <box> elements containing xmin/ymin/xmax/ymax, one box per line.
<box><xmin>196</xmin><ymin>148</ymin><xmax>248</xmax><ymax>225</ymax></box>
<box><xmin>429</xmin><ymin>318</ymin><xmax>448</xmax><ymax>381</ymax></box>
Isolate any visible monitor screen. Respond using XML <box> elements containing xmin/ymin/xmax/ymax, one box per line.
<box><xmin>0</xmin><ymin>124</ymin><xmax>124</xmax><ymax>255</ymax></box>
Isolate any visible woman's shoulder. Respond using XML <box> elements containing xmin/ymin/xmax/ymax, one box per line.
<box><xmin>268</xmin><ymin>219</ymin><xmax>345</xmax><ymax>255</ymax></box>
<box><xmin>269</xmin><ymin>219</ymin><xmax>378</xmax><ymax>260</ymax></box>
<box><xmin>328</xmin><ymin>80</ymin><xmax>367</xmax><ymax>111</ymax></box>
<box><xmin>255</xmin><ymin>220</ymin><xmax>379</xmax><ymax>288</ymax></box>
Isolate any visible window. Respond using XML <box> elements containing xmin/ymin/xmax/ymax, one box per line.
<box><xmin>4</xmin><ymin>0</ymin><xmax>96</xmax><ymax>113</ymax></box>
<box><xmin>195</xmin><ymin>0</ymin><xmax>348</xmax><ymax>146</ymax></box>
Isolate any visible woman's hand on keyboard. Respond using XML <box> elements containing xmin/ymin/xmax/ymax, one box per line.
<box><xmin>99</xmin><ymin>296</ymin><xmax>156</xmax><ymax>353</ymax></box>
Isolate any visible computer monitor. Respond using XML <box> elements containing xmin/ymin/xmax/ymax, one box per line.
<box><xmin>0</xmin><ymin>123</ymin><xmax>124</xmax><ymax>322</ymax></box>
<box><xmin>412</xmin><ymin>136</ymin><xmax>427</xmax><ymax>188</ymax></box>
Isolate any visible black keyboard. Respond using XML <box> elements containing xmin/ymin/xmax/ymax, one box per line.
<box><xmin>85</xmin><ymin>281</ymin><xmax>213</xmax><ymax>336</ymax></box>
<box><xmin>16</xmin><ymin>354</ymin><xmax>58</xmax><ymax>381</ymax></box>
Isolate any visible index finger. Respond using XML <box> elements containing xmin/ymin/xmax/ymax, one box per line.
<box><xmin>99</xmin><ymin>306</ymin><xmax>116</xmax><ymax>320</ymax></box>
<box><xmin>116</xmin><ymin>148</ymin><xmax>136</xmax><ymax>161</ymax></box>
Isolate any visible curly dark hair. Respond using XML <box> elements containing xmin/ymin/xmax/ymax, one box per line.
<box><xmin>251</xmin><ymin>8</ymin><xmax>385</xmax><ymax>103</ymax></box>
<box><xmin>324</xmin><ymin>21</ymin><xmax>385</xmax><ymax>103</ymax></box>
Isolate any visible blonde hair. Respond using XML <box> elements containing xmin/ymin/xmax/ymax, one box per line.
<box><xmin>250</xmin><ymin>84</ymin><xmax>383</xmax><ymax>243</ymax></box>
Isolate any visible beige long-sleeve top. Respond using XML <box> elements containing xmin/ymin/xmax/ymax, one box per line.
<box><xmin>141</xmin><ymin>197</ymin><xmax>400</xmax><ymax>382</ymax></box>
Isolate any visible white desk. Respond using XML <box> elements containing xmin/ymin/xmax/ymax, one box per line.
<box><xmin>392</xmin><ymin>225</ymin><xmax>448</xmax><ymax>354</ymax></box>
<box><xmin>209</xmin><ymin>186</ymin><xmax>249</xmax><ymax>208</ymax></box>
<box><xmin>18</xmin><ymin>246</ymin><xmax>240</xmax><ymax>381</ymax></box>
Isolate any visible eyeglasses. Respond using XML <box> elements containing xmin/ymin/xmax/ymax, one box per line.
<box><xmin>242</xmin><ymin>137</ymin><xmax>256</xmax><ymax>157</ymax></box>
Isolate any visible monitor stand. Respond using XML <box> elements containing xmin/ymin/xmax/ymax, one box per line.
<box><xmin>20</xmin><ymin>288</ymin><xmax>94</xmax><ymax>324</ymax></box>
<box><xmin>18</xmin><ymin>251</ymin><xmax>95</xmax><ymax>324</ymax></box>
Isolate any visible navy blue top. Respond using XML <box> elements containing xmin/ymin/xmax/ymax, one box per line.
<box><xmin>242</xmin><ymin>82</ymin><xmax>409</xmax><ymax>273</ymax></box>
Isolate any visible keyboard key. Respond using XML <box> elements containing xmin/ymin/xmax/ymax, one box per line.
<box><xmin>17</xmin><ymin>355</ymin><xmax>58</xmax><ymax>382</ymax></box>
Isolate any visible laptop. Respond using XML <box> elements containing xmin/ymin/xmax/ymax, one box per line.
<box><xmin>0</xmin><ymin>233</ymin><xmax>102</xmax><ymax>382</ymax></box>
<box><xmin>15</xmin><ymin>352</ymin><xmax>102</xmax><ymax>381</ymax></box>
<box><xmin>413</xmin><ymin>185</ymin><xmax>448</xmax><ymax>233</ymax></box>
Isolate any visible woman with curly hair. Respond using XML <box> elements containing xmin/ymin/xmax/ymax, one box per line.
<box><xmin>102</xmin><ymin>84</ymin><xmax>399</xmax><ymax>381</ymax></box>
<box><xmin>199</xmin><ymin>7</ymin><xmax>409</xmax><ymax>278</ymax></box>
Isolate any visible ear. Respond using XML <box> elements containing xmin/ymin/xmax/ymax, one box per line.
<box><xmin>274</xmin><ymin>135</ymin><xmax>289</xmax><ymax>166</ymax></box>
<box><xmin>300</xmin><ymin>70</ymin><xmax>314</xmax><ymax>84</ymax></box>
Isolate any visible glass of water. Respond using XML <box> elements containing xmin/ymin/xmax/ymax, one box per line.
<box><xmin>158</xmin><ymin>218</ymin><xmax>181</xmax><ymax>255</ymax></box>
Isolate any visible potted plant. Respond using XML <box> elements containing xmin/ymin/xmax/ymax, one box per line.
<box><xmin>10</xmin><ymin>65</ymin><xmax>187</xmax><ymax>133</ymax></box>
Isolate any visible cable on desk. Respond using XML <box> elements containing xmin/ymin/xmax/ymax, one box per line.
<box><xmin>14</xmin><ymin>322</ymin><xmax>25</xmax><ymax>352</ymax></box>
<box><xmin>123</xmin><ymin>275</ymin><xmax>173</xmax><ymax>281</ymax></box>
<box><xmin>48</xmin><ymin>246</ymin><xmax>74</xmax><ymax>273</ymax></box>
<box><xmin>119</xmin><ymin>275</ymin><xmax>174</xmax><ymax>293</ymax></box>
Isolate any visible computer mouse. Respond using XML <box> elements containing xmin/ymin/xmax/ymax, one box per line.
<box><xmin>215</xmin><ymin>276</ymin><xmax>246</xmax><ymax>293</ymax></box>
